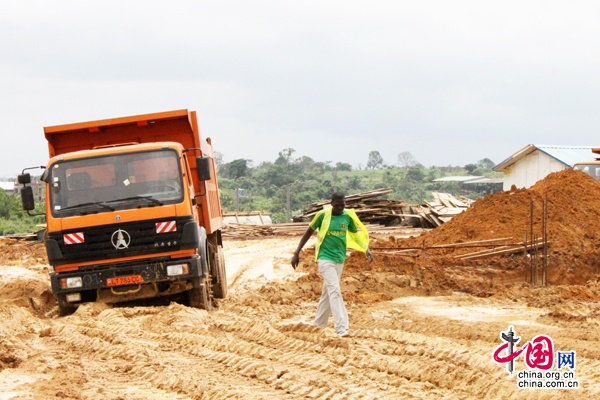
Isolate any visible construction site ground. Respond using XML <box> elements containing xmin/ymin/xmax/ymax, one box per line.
<box><xmin>1</xmin><ymin>231</ymin><xmax>599</xmax><ymax>399</ymax></box>
<box><xmin>3</xmin><ymin>169</ymin><xmax>600</xmax><ymax>399</ymax></box>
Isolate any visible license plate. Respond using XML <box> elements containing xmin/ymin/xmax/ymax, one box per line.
<box><xmin>106</xmin><ymin>275</ymin><xmax>143</xmax><ymax>286</ymax></box>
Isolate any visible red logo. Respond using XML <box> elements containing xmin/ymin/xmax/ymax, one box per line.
<box><xmin>493</xmin><ymin>326</ymin><xmax>554</xmax><ymax>374</ymax></box>
<box><xmin>341</xmin><ymin>223</ymin><xmax>346</xmax><ymax>230</ymax></box>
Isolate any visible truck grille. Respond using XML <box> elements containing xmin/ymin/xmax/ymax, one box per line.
<box><xmin>48</xmin><ymin>216</ymin><xmax>194</xmax><ymax>265</ymax></box>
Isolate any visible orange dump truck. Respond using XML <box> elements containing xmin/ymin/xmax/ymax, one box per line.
<box><xmin>18</xmin><ymin>109</ymin><xmax>226</xmax><ymax>315</ymax></box>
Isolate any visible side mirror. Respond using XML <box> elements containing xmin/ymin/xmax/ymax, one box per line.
<box><xmin>21</xmin><ymin>186</ymin><xmax>35</xmax><ymax>211</ymax></box>
<box><xmin>196</xmin><ymin>156</ymin><xmax>212</xmax><ymax>181</ymax></box>
<box><xmin>18</xmin><ymin>173</ymin><xmax>31</xmax><ymax>184</ymax></box>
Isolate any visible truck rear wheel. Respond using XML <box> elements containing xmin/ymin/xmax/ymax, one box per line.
<box><xmin>211</xmin><ymin>245</ymin><xmax>227</xmax><ymax>299</ymax></box>
<box><xmin>56</xmin><ymin>294</ymin><xmax>78</xmax><ymax>317</ymax></box>
<box><xmin>188</xmin><ymin>276</ymin><xmax>212</xmax><ymax>311</ymax></box>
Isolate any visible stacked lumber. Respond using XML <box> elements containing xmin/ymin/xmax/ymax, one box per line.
<box><xmin>222</xmin><ymin>222</ymin><xmax>309</xmax><ymax>238</ymax></box>
<box><xmin>292</xmin><ymin>188</ymin><xmax>472</xmax><ymax>229</ymax></box>
<box><xmin>418</xmin><ymin>192</ymin><xmax>474</xmax><ymax>227</ymax></box>
<box><xmin>292</xmin><ymin>188</ymin><xmax>397</xmax><ymax>224</ymax></box>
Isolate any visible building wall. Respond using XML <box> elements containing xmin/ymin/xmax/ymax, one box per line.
<box><xmin>502</xmin><ymin>150</ymin><xmax>568</xmax><ymax>191</ymax></box>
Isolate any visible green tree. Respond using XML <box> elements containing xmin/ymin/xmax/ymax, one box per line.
<box><xmin>227</xmin><ymin>159</ymin><xmax>250</xmax><ymax>180</ymax></box>
<box><xmin>0</xmin><ymin>189</ymin><xmax>11</xmax><ymax>219</ymax></box>
<box><xmin>367</xmin><ymin>151</ymin><xmax>383</xmax><ymax>170</ymax></box>
<box><xmin>464</xmin><ymin>164</ymin><xmax>478</xmax><ymax>174</ymax></box>
<box><xmin>406</xmin><ymin>167</ymin><xmax>425</xmax><ymax>182</ymax></box>
<box><xmin>275</xmin><ymin>148</ymin><xmax>296</xmax><ymax>165</ymax></box>
<box><xmin>335</xmin><ymin>162</ymin><xmax>352</xmax><ymax>171</ymax></box>
<box><xmin>477</xmin><ymin>158</ymin><xmax>495</xmax><ymax>170</ymax></box>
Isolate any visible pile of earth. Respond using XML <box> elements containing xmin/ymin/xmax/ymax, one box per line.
<box><xmin>375</xmin><ymin>169</ymin><xmax>600</xmax><ymax>287</ymax></box>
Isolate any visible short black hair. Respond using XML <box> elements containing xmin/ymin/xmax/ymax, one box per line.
<box><xmin>331</xmin><ymin>192</ymin><xmax>345</xmax><ymax>201</ymax></box>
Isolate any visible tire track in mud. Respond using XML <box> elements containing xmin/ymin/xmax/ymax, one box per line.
<box><xmin>39</xmin><ymin>310</ymin><xmax>288</xmax><ymax>399</ymax></box>
<box><xmin>45</xmin><ymin>306</ymin><xmax>405</xmax><ymax>399</ymax></box>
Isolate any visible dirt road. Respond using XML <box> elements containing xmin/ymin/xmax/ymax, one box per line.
<box><xmin>0</xmin><ymin>237</ymin><xmax>598</xmax><ymax>399</ymax></box>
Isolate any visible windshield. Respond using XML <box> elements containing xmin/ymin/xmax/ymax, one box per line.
<box><xmin>574</xmin><ymin>164</ymin><xmax>600</xmax><ymax>182</ymax></box>
<box><xmin>50</xmin><ymin>149</ymin><xmax>184</xmax><ymax>217</ymax></box>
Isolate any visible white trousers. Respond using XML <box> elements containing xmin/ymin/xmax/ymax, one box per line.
<box><xmin>313</xmin><ymin>259</ymin><xmax>348</xmax><ymax>334</ymax></box>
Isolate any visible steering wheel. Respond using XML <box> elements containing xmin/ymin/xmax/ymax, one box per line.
<box><xmin>147</xmin><ymin>182</ymin><xmax>179</xmax><ymax>193</ymax></box>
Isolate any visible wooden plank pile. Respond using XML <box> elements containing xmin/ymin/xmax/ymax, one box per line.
<box><xmin>222</xmin><ymin>222</ymin><xmax>309</xmax><ymax>238</ymax></box>
<box><xmin>419</xmin><ymin>192</ymin><xmax>474</xmax><ymax>227</ymax></box>
<box><xmin>292</xmin><ymin>188</ymin><xmax>473</xmax><ymax>229</ymax></box>
<box><xmin>221</xmin><ymin>188</ymin><xmax>474</xmax><ymax>238</ymax></box>
<box><xmin>292</xmin><ymin>188</ymin><xmax>395</xmax><ymax>224</ymax></box>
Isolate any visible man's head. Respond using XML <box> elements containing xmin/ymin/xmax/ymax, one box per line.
<box><xmin>331</xmin><ymin>192</ymin><xmax>345</xmax><ymax>216</ymax></box>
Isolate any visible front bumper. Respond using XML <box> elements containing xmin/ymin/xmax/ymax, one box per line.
<box><xmin>50</xmin><ymin>256</ymin><xmax>205</xmax><ymax>295</ymax></box>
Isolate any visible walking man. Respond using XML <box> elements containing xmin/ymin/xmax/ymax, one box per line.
<box><xmin>291</xmin><ymin>192</ymin><xmax>373</xmax><ymax>337</ymax></box>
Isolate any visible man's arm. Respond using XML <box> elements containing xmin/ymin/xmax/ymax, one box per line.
<box><xmin>291</xmin><ymin>226</ymin><xmax>315</xmax><ymax>269</ymax></box>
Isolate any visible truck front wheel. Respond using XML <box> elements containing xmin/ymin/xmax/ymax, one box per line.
<box><xmin>211</xmin><ymin>245</ymin><xmax>227</xmax><ymax>299</ymax></box>
<box><xmin>188</xmin><ymin>276</ymin><xmax>212</xmax><ymax>311</ymax></box>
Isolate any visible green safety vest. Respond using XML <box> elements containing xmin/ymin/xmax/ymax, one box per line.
<box><xmin>314</xmin><ymin>208</ymin><xmax>369</xmax><ymax>261</ymax></box>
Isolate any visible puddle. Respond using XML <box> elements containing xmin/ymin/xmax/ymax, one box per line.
<box><xmin>393</xmin><ymin>296</ymin><xmax>554</xmax><ymax>327</ymax></box>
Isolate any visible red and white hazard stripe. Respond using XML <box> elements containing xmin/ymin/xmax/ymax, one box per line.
<box><xmin>156</xmin><ymin>221</ymin><xmax>177</xmax><ymax>234</ymax></box>
<box><xmin>64</xmin><ymin>232</ymin><xmax>84</xmax><ymax>245</ymax></box>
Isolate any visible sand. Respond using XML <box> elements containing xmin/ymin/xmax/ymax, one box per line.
<box><xmin>0</xmin><ymin>232</ymin><xmax>598</xmax><ymax>398</ymax></box>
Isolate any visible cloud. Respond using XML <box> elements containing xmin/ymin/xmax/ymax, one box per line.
<box><xmin>1</xmin><ymin>1</ymin><xmax>600</xmax><ymax>176</ymax></box>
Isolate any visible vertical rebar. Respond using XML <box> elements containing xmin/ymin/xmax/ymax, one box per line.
<box><xmin>530</xmin><ymin>195</ymin><xmax>534</xmax><ymax>286</ymax></box>
<box><xmin>524</xmin><ymin>233</ymin><xmax>529</xmax><ymax>284</ymax></box>
<box><xmin>543</xmin><ymin>192</ymin><xmax>549</xmax><ymax>287</ymax></box>
<box><xmin>532</xmin><ymin>234</ymin><xmax>539</xmax><ymax>287</ymax></box>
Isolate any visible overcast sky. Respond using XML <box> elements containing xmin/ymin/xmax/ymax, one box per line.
<box><xmin>1</xmin><ymin>1</ymin><xmax>599</xmax><ymax>177</ymax></box>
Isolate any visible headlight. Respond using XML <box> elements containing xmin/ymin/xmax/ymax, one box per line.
<box><xmin>167</xmin><ymin>264</ymin><xmax>189</xmax><ymax>276</ymax></box>
<box><xmin>61</xmin><ymin>277</ymin><xmax>82</xmax><ymax>289</ymax></box>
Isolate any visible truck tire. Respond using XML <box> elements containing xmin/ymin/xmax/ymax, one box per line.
<box><xmin>211</xmin><ymin>245</ymin><xmax>228</xmax><ymax>299</ymax></box>
<box><xmin>188</xmin><ymin>276</ymin><xmax>212</xmax><ymax>311</ymax></box>
<box><xmin>56</xmin><ymin>294</ymin><xmax>77</xmax><ymax>317</ymax></box>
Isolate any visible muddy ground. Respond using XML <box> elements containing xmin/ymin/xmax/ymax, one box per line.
<box><xmin>0</xmin><ymin>234</ymin><xmax>599</xmax><ymax>400</ymax></box>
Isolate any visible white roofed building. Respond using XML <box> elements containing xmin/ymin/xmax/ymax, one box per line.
<box><xmin>493</xmin><ymin>145</ymin><xmax>596</xmax><ymax>191</ymax></box>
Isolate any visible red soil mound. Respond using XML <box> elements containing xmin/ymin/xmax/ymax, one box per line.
<box><xmin>392</xmin><ymin>169</ymin><xmax>600</xmax><ymax>286</ymax></box>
